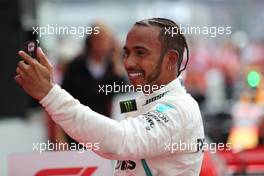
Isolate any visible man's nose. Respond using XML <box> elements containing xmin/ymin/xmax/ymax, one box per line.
<box><xmin>124</xmin><ymin>55</ymin><xmax>137</xmax><ymax>69</ymax></box>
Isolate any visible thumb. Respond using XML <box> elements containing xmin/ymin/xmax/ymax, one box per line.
<box><xmin>37</xmin><ymin>47</ymin><xmax>52</xmax><ymax>69</ymax></box>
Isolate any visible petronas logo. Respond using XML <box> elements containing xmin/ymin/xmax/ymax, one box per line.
<box><xmin>120</xmin><ymin>99</ymin><xmax>137</xmax><ymax>113</ymax></box>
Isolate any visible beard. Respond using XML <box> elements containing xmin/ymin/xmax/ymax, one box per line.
<box><xmin>145</xmin><ymin>53</ymin><xmax>164</xmax><ymax>85</ymax></box>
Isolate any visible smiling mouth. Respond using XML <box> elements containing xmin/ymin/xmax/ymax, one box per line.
<box><xmin>127</xmin><ymin>71</ymin><xmax>144</xmax><ymax>80</ymax></box>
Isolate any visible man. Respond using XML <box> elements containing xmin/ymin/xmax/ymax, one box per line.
<box><xmin>15</xmin><ymin>18</ymin><xmax>204</xmax><ymax>176</ymax></box>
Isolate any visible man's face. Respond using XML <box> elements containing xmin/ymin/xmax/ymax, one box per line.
<box><xmin>123</xmin><ymin>25</ymin><xmax>164</xmax><ymax>87</ymax></box>
<box><xmin>90</xmin><ymin>30</ymin><xmax>112</xmax><ymax>60</ymax></box>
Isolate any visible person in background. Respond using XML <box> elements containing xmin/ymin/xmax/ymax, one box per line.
<box><xmin>61</xmin><ymin>22</ymin><xmax>126</xmax><ymax>145</ymax></box>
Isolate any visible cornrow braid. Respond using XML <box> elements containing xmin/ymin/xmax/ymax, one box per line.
<box><xmin>135</xmin><ymin>17</ymin><xmax>189</xmax><ymax>77</ymax></box>
<box><xmin>178</xmin><ymin>33</ymin><xmax>189</xmax><ymax>76</ymax></box>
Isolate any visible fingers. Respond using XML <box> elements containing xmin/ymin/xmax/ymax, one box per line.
<box><xmin>16</xmin><ymin>61</ymin><xmax>29</xmax><ymax>85</ymax></box>
<box><xmin>37</xmin><ymin>47</ymin><xmax>52</xmax><ymax>69</ymax></box>
<box><xmin>17</xmin><ymin>60</ymin><xmax>29</xmax><ymax>73</ymax></box>
<box><xmin>14</xmin><ymin>75</ymin><xmax>22</xmax><ymax>86</ymax></box>
<box><xmin>16</xmin><ymin>67</ymin><xmax>25</xmax><ymax>77</ymax></box>
<box><xmin>18</xmin><ymin>50</ymin><xmax>36</xmax><ymax>66</ymax></box>
<box><xmin>18</xmin><ymin>47</ymin><xmax>52</xmax><ymax>71</ymax></box>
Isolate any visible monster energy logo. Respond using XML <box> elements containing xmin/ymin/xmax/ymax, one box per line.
<box><xmin>120</xmin><ymin>99</ymin><xmax>137</xmax><ymax>113</ymax></box>
<box><xmin>124</xmin><ymin>101</ymin><xmax>132</xmax><ymax>111</ymax></box>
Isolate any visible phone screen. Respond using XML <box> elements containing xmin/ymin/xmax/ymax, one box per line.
<box><xmin>24</xmin><ymin>40</ymin><xmax>39</xmax><ymax>59</ymax></box>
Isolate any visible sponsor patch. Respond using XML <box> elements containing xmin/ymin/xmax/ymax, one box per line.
<box><xmin>155</xmin><ymin>104</ymin><xmax>174</xmax><ymax>112</ymax></box>
<box><xmin>120</xmin><ymin>99</ymin><xmax>137</xmax><ymax>113</ymax></box>
<box><xmin>143</xmin><ymin>111</ymin><xmax>170</xmax><ymax>130</ymax></box>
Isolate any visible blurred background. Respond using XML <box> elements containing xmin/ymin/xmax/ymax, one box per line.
<box><xmin>1</xmin><ymin>0</ymin><xmax>264</xmax><ymax>175</ymax></box>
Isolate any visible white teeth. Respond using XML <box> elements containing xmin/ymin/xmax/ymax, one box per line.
<box><xmin>129</xmin><ymin>72</ymin><xmax>142</xmax><ymax>77</ymax></box>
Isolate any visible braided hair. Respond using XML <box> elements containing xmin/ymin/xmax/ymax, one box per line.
<box><xmin>135</xmin><ymin>18</ymin><xmax>189</xmax><ymax>77</ymax></box>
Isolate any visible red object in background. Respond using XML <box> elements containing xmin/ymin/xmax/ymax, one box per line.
<box><xmin>219</xmin><ymin>146</ymin><xmax>264</xmax><ymax>174</ymax></box>
<box><xmin>200</xmin><ymin>151</ymin><xmax>219</xmax><ymax>176</ymax></box>
<box><xmin>35</xmin><ymin>167</ymin><xmax>97</xmax><ymax>176</ymax></box>
<box><xmin>201</xmin><ymin>147</ymin><xmax>264</xmax><ymax>175</ymax></box>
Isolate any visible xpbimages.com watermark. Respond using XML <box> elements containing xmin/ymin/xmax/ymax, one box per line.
<box><xmin>164</xmin><ymin>24</ymin><xmax>232</xmax><ymax>38</ymax></box>
<box><xmin>32</xmin><ymin>24</ymin><xmax>100</xmax><ymax>38</ymax></box>
<box><xmin>164</xmin><ymin>139</ymin><xmax>232</xmax><ymax>154</ymax></box>
<box><xmin>98</xmin><ymin>82</ymin><xmax>166</xmax><ymax>95</ymax></box>
<box><xmin>32</xmin><ymin>140</ymin><xmax>100</xmax><ymax>153</ymax></box>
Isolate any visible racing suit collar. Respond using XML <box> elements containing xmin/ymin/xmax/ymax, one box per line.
<box><xmin>136</xmin><ymin>76</ymin><xmax>186</xmax><ymax>107</ymax></box>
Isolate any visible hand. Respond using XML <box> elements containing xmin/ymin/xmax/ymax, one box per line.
<box><xmin>15</xmin><ymin>47</ymin><xmax>54</xmax><ymax>101</ymax></box>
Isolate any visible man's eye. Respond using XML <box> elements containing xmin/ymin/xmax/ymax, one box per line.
<box><xmin>122</xmin><ymin>52</ymin><xmax>128</xmax><ymax>59</ymax></box>
<box><xmin>136</xmin><ymin>50</ymin><xmax>145</xmax><ymax>56</ymax></box>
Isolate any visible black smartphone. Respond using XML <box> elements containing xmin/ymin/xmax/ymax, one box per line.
<box><xmin>24</xmin><ymin>40</ymin><xmax>39</xmax><ymax>59</ymax></box>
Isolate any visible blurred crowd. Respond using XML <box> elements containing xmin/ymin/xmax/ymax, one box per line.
<box><xmin>185</xmin><ymin>39</ymin><xmax>264</xmax><ymax>151</ymax></box>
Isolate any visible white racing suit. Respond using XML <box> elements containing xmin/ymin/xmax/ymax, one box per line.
<box><xmin>40</xmin><ymin>77</ymin><xmax>205</xmax><ymax>176</ymax></box>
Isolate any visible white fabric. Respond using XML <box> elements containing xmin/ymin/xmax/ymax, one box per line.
<box><xmin>40</xmin><ymin>77</ymin><xmax>204</xmax><ymax>176</ymax></box>
<box><xmin>86</xmin><ymin>59</ymin><xmax>107</xmax><ymax>79</ymax></box>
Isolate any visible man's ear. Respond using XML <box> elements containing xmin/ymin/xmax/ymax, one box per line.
<box><xmin>166</xmin><ymin>50</ymin><xmax>179</xmax><ymax>71</ymax></box>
